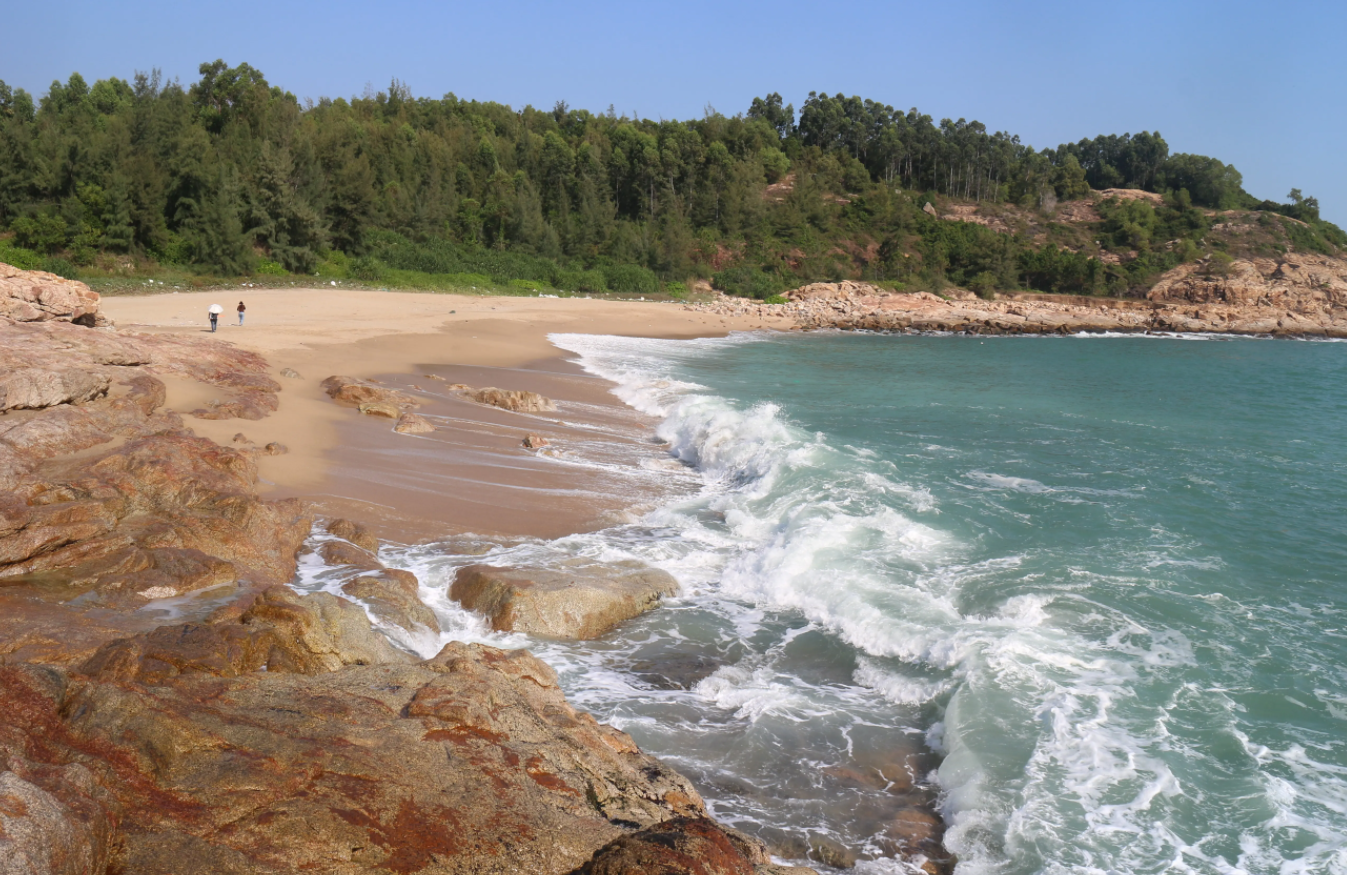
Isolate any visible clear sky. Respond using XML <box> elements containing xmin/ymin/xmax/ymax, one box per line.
<box><xmin>4</xmin><ymin>0</ymin><xmax>1344</xmax><ymax>225</ymax></box>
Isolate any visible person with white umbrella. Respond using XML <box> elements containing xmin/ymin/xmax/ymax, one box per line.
<box><xmin>208</xmin><ymin>303</ymin><xmax>223</xmax><ymax>332</ymax></box>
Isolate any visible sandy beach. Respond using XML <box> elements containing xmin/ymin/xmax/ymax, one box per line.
<box><xmin>99</xmin><ymin>288</ymin><xmax>793</xmax><ymax>540</ymax></box>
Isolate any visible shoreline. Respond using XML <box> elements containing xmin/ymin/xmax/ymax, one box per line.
<box><xmin>99</xmin><ymin>287</ymin><xmax>793</xmax><ymax>541</ymax></box>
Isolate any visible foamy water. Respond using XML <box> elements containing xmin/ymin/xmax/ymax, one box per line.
<box><xmin>292</xmin><ymin>331</ymin><xmax>1347</xmax><ymax>874</ymax></box>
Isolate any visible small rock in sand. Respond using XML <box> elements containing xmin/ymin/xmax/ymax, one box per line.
<box><xmin>279</xmin><ymin>367</ymin><xmax>303</xmax><ymax>379</ymax></box>
<box><xmin>358</xmin><ymin>400</ymin><xmax>401</xmax><ymax>418</ymax></box>
<box><xmin>522</xmin><ymin>433</ymin><xmax>550</xmax><ymax>448</ymax></box>
<box><xmin>394</xmin><ymin>412</ymin><xmax>435</xmax><ymax>434</ymax></box>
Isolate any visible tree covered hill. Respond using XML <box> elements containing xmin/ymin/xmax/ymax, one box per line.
<box><xmin>0</xmin><ymin>62</ymin><xmax>1341</xmax><ymax>298</ymax></box>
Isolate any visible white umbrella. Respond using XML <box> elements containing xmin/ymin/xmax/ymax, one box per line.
<box><xmin>208</xmin><ymin>304</ymin><xmax>224</xmax><ymax>314</ymax></box>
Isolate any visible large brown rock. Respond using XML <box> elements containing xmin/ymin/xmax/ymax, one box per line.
<box><xmin>565</xmin><ymin>817</ymin><xmax>765</xmax><ymax>875</ymax></box>
<box><xmin>0</xmin><ymin>640</ymin><xmax>717</xmax><ymax>875</ymax></box>
<box><xmin>325</xmin><ymin>517</ymin><xmax>379</xmax><ymax>553</ymax></box>
<box><xmin>0</xmin><ymin>262</ymin><xmax>103</xmax><ymax>325</ymax></box>
<box><xmin>452</xmin><ymin>561</ymin><xmax>680</xmax><ymax>639</ymax></box>
<box><xmin>342</xmin><ymin>570</ymin><xmax>441</xmax><ymax>636</ymax></box>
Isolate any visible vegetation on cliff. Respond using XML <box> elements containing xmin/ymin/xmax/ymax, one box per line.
<box><xmin>0</xmin><ymin>64</ymin><xmax>1342</xmax><ymax>298</ymax></box>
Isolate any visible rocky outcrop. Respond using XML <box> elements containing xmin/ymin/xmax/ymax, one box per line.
<box><xmin>1147</xmin><ymin>253</ymin><xmax>1347</xmax><ymax>311</ymax></box>
<box><xmin>688</xmin><ymin>260</ymin><xmax>1347</xmax><ymax>337</ymax></box>
<box><xmin>0</xmin><ymin>262</ymin><xmax>104</xmax><ymax>325</ymax></box>
<box><xmin>0</xmin><ymin>639</ymin><xmax>742</xmax><ymax>875</ymax></box>
<box><xmin>452</xmin><ymin>561</ymin><xmax>680</xmax><ymax>639</ymax></box>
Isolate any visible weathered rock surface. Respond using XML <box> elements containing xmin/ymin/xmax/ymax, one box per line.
<box><xmin>523</xmin><ymin>432</ymin><xmax>551</xmax><ymax>448</ymax></box>
<box><xmin>0</xmin><ymin>369</ymin><xmax>110</xmax><ymax>412</ymax></box>
<box><xmin>0</xmin><ymin>262</ymin><xmax>104</xmax><ymax>325</ymax></box>
<box><xmin>394</xmin><ymin>411</ymin><xmax>436</xmax><ymax>434</ymax></box>
<box><xmin>463</xmin><ymin>386</ymin><xmax>558</xmax><ymax>413</ymax></box>
<box><xmin>452</xmin><ymin>561</ymin><xmax>680</xmax><ymax>639</ymax></box>
<box><xmin>80</xmin><ymin>586</ymin><xmax>413</xmax><ymax>682</ymax></box>
<box><xmin>0</xmin><ymin>639</ymin><xmax>740</xmax><ymax>875</ymax></box>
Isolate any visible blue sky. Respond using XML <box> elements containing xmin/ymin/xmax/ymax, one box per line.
<box><xmin>5</xmin><ymin>0</ymin><xmax>1344</xmax><ymax>224</ymax></box>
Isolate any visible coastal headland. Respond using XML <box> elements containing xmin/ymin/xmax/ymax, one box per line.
<box><xmin>4</xmin><ymin>256</ymin><xmax>1341</xmax><ymax>873</ymax></box>
<box><xmin>0</xmin><ymin>264</ymin><xmax>835</xmax><ymax>875</ymax></box>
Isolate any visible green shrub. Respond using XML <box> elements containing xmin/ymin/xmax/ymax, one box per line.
<box><xmin>11</xmin><ymin>214</ymin><xmax>69</xmax><ymax>254</ymax></box>
<box><xmin>713</xmin><ymin>265</ymin><xmax>784</xmax><ymax>300</ymax></box>
<box><xmin>0</xmin><ymin>240</ymin><xmax>43</xmax><ymax>271</ymax></box>
<box><xmin>969</xmin><ymin>271</ymin><xmax>998</xmax><ymax>300</ymax></box>
<box><xmin>256</xmin><ymin>259</ymin><xmax>288</xmax><ymax>277</ymax></box>
<box><xmin>763</xmin><ymin>293</ymin><xmax>788</xmax><ymax>304</ymax></box>
<box><xmin>152</xmin><ymin>233</ymin><xmax>193</xmax><ymax>266</ymax></box>
<box><xmin>446</xmin><ymin>272</ymin><xmax>492</xmax><ymax>288</ymax></box>
<box><xmin>508</xmin><ymin>277</ymin><xmax>549</xmax><ymax>291</ymax></box>
<box><xmin>349</xmin><ymin>256</ymin><xmax>385</xmax><ymax>282</ymax></box>
<box><xmin>40</xmin><ymin>256</ymin><xmax>78</xmax><ymax>278</ymax></box>
<box><xmin>601</xmin><ymin>263</ymin><xmax>658</xmax><ymax>295</ymax></box>
<box><xmin>555</xmin><ymin>268</ymin><xmax>607</xmax><ymax>293</ymax></box>
<box><xmin>665</xmin><ymin>281</ymin><xmax>689</xmax><ymax>298</ymax></box>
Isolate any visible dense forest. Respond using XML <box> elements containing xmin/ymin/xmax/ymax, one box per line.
<box><xmin>0</xmin><ymin>63</ymin><xmax>1342</xmax><ymax>298</ymax></box>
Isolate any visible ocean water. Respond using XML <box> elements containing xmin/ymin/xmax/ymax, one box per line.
<box><xmin>294</xmin><ymin>330</ymin><xmax>1347</xmax><ymax>874</ymax></box>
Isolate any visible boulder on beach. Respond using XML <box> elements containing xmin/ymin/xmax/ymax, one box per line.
<box><xmin>0</xmin><ymin>262</ymin><xmax>105</xmax><ymax>325</ymax></box>
<box><xmin>564</xmin><ymin>816</ymin><xmax>798</xmax><ymax>875</ymax></box>
<box><xmin>451</xmin><ymin>560</ymin><xmax>679</xmax><ymax>639</ymax></box>
<box><xmin>324</xmin><ymin>518</ymin><xmax>379</xmax><ymax>553</ymax></box>
<box><xmin>463</xmin><ymin>386</ymin><xmax>557</xmax><ymax>413</ymax></box>
<box><xmin>394</xmin><ymin>411</ymin><xmax>436</xmax><ymax>434</ymax></box>
<box><xmin>358</xmin><ymin>400</ymin><xmax>401</xmax><ymax>418</ymax></box>
<box><xmin>321</xmin><ymin>375</ymin><xmax>419</xmax><ymax>410</ymax></box>
<box><xmin>342</xmin><ymin>569</ymin><xmax>440</xmax><ymax>636</ymax></box>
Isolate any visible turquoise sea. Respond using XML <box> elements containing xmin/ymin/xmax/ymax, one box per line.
<box><xmin>306</xmin><ymin>331</ymin><xmax>1347</xmax><ymax>873</ymax></box>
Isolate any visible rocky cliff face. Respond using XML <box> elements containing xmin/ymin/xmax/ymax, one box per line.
<box><xmin>0</xmin><ymin>265</ymin><xmax>814</xmax><ymax>875</ymax></box>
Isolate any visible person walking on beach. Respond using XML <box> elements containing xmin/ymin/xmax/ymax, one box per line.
<box><xmin>237</xmin><ymin>301</ymin><xmax>246</xmax><ymax>326</ymax></box>
<box><xmin>208</xmin><ymin>308</ymin><xmax>218</xmax><ymax>332</ymax></box>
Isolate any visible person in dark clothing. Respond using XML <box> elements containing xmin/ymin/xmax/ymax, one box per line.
<box><xmin>209</xmin><ymin>309</ymin><xmax>218</xmax><ymax>332</ymax></box>
<box><xmin>237</xmin><ymin>301</ymin><xmax>246</xmax><ymax>326</ymax></box>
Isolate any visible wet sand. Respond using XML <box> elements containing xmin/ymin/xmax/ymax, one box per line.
<box><xmin>99</xmin><ymin>288</ymin><xmax>789</xmax><ymax>539</ymax></box>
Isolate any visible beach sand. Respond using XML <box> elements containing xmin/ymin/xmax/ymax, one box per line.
<box><xmin>100</xmin><ymin>288</ymin><xmax>792</xmax><ymax>540</ymax></box>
